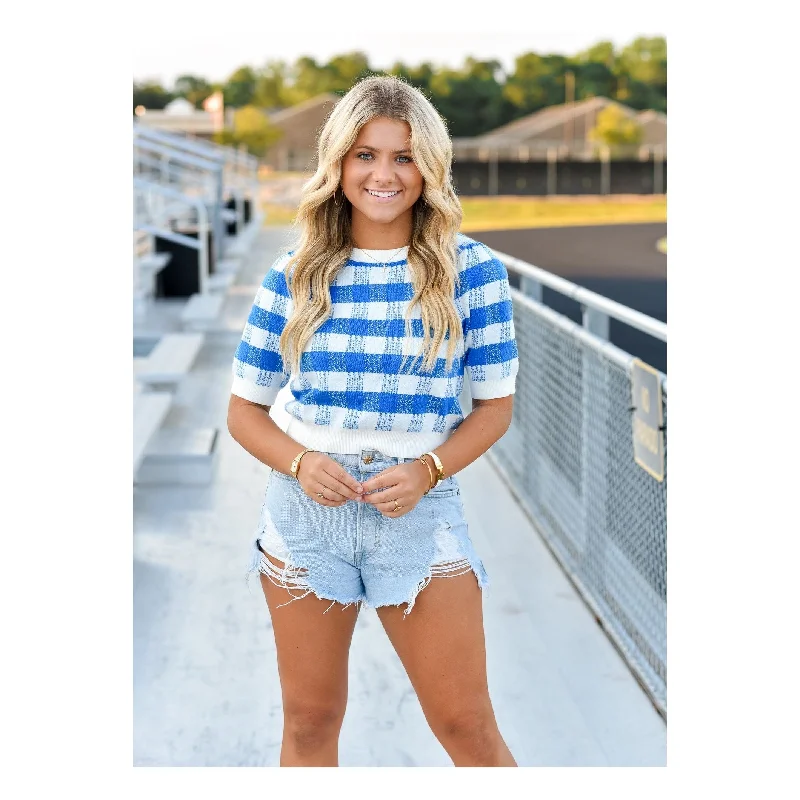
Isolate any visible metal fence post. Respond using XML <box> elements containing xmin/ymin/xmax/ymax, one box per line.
<box><xmin>197</xmin><ymin>202</ymin><xmax>209</xmax><ymax>295</ymax></box>
<box><xmin>583</xmin><ymin>306</ymin><xmax>610</xmax><ymax>341</ymax></box>
<box><xmin>601</xmin><ymin>145</ymin><xmax>611</xmax><ymax>195</ymax></box>
<box><xmin>488</xmin><ymin>148</ymin><xmax>499</xmax><ymax>196</ymax></box>
<box><xmin>213</xmin><ymin>168</ymin><xmax>225</xmax><ymax>260</ymax></box>
<box><xmin>581</xmin><ymin>304</ymin><xmax>610</xmax><ymax>630</ymax></box>
<box><xmin>520</xmin><ymin>276</ymin><xmax>543</xmax><ymax>303</ymax></box>
<box><xmin>654</xmin><ymin>144</ymin><xmax>664</xmax><ymax>194</ymax></box>
<box><xmin>547</xmin><ymin>147</ymin><xmax>557</xmax><ymax>196</ymax></box>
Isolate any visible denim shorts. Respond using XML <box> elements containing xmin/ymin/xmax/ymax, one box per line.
<box><xmin>245</xmin><ymin>447</ymin><xmax>489</xmax><ymax>615</ymax></box>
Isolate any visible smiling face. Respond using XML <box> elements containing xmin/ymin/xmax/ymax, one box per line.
<box><xmin>339</xmin><ymin>116</ymin><xmax>424</xmax><ymax>248</ymax></box>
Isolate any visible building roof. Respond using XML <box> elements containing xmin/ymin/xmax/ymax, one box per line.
<box><xmin>267</xmin><ymin>93</ymin><xmax>341</xmax><ymax>125</ymax></box>
<box><xmin>636</xmin><ymin>109</ymin><xmax>668</xmax><ymax>124</ymax></box>
<box><xmin>476</xmin><ymin>96</ymin><xmax>641</xmax><ymax>144</ymax></box>
<box><xmin>265</xmin><ymin>93</ymin><xmax>342</xmax><ymax>152</ymax></box>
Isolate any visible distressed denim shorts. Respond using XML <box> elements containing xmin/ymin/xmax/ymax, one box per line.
<box><xmin>245</xmin><ymin>447</ymin><xmax>489</xmax><ymax>615</ymax></box>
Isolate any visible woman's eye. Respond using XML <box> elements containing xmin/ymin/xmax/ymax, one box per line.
<box><xmin>357</xmin><ymin>152</ymin><xmax>372</xmax><ymax>160</ymax></box>
<box><xmin>397</xmin><ymin>155</ymin><xmax>413</xmax><ymax>164</ymax></box>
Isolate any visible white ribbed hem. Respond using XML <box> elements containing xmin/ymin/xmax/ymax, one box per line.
<box><xmin>285</xmin><ymin>417</ymin><xmax>450</xmax><ymax>458</ymax></box>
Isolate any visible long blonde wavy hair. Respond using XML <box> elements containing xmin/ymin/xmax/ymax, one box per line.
<box><xmin>279</xmin><ymin>75</ymin><xmax>464</xmax><ymax>376</ymax></box>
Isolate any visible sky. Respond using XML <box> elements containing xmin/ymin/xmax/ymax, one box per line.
<box><xmin>131</xmin><ymin>3</ymin><xmax>666</xmax><ymax>88</ymax></box>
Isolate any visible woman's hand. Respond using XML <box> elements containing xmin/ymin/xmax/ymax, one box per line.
<box><xmin>358</xmin><ymin>460</ymin><xmax>433</xmax><ymax>517</ymax></box>
<box><xmin>296</xmin><ymin>452</ymin><xmax>364</xmax><ymax>507</ymax></box>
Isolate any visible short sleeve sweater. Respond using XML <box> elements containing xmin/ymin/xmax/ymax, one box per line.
<box><xmin>231</xmin><ymin>232</ymin><xmax>519</xmax><ymax>457</ymax></box>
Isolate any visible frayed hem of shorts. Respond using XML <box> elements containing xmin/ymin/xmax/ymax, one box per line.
<box><xmin>244</xmin><ymin>543</ymin><xmax>491</xmax><ymax>618</ymax></box>
<box><xmin>368</xmin><ymin>557</ymin><xmax>491</xmax><ymax>619</ymax></box>
<box><xmin>245</xmin><ymin>545</ymin><xmax>365</xmax><ymax>614</ymax></box>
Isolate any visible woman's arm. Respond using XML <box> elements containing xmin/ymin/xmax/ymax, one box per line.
<box><xmin>429</xmin><ymin>395</ymin><xmax>514</xmax><ymax>479</ymax></box>
<box><xmin>227</xmin><ymin>395</ymin><xmax>306</xmax><ymax>477</ymax></box>
<box><xmin>358</xmin><ymin>395</ymin><xmax>514</xmax><ymax>509</ymax></box>
<box><xmin>228</xmin><ymin>395</ymin><xmax>363</xmax><ymax>502</ymax></box>
<box><xmin>431</xmin><ymin>239</ymin><xmax>518</xmax><ymax>480</ymax></box>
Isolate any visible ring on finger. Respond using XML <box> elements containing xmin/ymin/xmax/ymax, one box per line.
<box><xmin>317</xmin><ymin>490</ymin><xmax>325</xmax><ymax>499</ymax></box>
<box><xmin>393</xmin><ymin>498</ymin><xmax>403</xmax><ymax>511</ymax></box>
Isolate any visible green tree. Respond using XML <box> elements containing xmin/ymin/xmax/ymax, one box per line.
<box><xmin>387</xmin><ymin>61</ymin><xmax>435</xmax><ymax>95</ymax></box>
<box><xmin>133</xmin><ymin>81</ymin><xmax>173</xmax><ymax>111</ymax></box>
<box><xmin>213</xmin><ymin>105</ymin><xmax>283</xmax><ymax>157</ymax></box>
<box><xmin>253</xmin><ymin>60</ymin><xmax>291</xmax><ymax>109</ymax></box>
<box><xmin>619</xmin><ymin>36</ymin><xmax>667</xmax><ymax>85</ymax></box>
<box><xmin>503</xmin><ymin>52</ymin><xmax>571</xmax><ymax>115</ymax></box>
<box><xmin>133</xmin><ymin>35</ymin><xmax>666</xmax><ymax>133</ymax></box>
<box><xmin>173</xmin><ymin>74</ymin><xmax>212</xmax><ymax>108</ymax></box>
<box><xmin>575</xmin><ymin>40</ymin><xmax>617</xmax><ymax>69</ymax></box>
<box><xmin>429</xmin><ymin>58</ymin><xmax>516</xmax><ymax>136</ymax></box>
<box><xmin>615</xmin><ymin>74</ymin><xmax>665</xmax><ymax>112</ymax></box>
<box><xmin>572</xmin><ymin>61</ymin><xmax>616</xmax><ymax>100</ymax></box>
<box><xmin>616</xmin><ymin>36</ymin><xmax>666</xmax><ymax>112</ymax></box>
<box><xmin>224</xmin><ymin>66</ymin><xmax>257</xmax><ymax>108</ymax></box>
<box><xmin>282</xmin><ymin>56</ymin><xmax>330</xmax><ymax>104</ymax></box>
<box><xmin>570</xmin><ymin>42</ymin><xmax>618</xmax><ymax>100</ymax></box>
<box><xmin>589</xmin><ymin>104</ymin><xmax>643</xmax><ymax>151</ymax></box>
<box><xmin>325</xmin><ymin>51</ymin><xmax>376</xmax><ymax>92</ymax></box>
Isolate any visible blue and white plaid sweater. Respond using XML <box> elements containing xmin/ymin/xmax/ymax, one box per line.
<box><xmin>231</xmin><ymin>233</ymin><xmax>519</xmax><ymax>457</ymax></box>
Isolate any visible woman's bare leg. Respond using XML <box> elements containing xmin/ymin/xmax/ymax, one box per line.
<box><xmin>376</xmin><ymin>567</ymin><xmax>517</xmax><ymax>767</ymax></box>
<box><xmin>258</xmin><ymin>548</ymin><xmax>359</xmax><ymax>767</ymax></box>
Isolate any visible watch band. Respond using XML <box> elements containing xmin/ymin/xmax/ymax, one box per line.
<box><xmin>290</xmin><ymin>448</ymin><xmax>315</xmax><ymax>479</ymax></box>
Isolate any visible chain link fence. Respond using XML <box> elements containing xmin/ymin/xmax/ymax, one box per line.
<box><xmin>490</xmin><ymin>289</ymin><xmax>667</xmax><ymax>718</ymax></box>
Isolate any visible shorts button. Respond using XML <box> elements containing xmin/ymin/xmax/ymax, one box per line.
<box><xmin>363</xmin><ymin>454</ymin><xmax>373</xmax><ymax>464</ymax></box>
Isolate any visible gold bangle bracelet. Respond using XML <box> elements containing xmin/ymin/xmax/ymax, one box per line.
<box><xmin>417</xmin><ymin>456</ymin><xmax>435</xmax><ymax>494</ymax></box>
<box><xmin>424</xmin><ymin>451</ymin><xmax>445</xmax><ymax>486</ymax></box>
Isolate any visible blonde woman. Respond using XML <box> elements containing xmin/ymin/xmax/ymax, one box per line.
<box><xmin>228</xmin><ymin>76</ymin><xmax>519</xmax><ymax>767</ymax></box>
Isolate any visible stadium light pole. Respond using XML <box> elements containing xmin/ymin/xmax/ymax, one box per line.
<box><xmin>564</xmin><ymin>70</ymin><xmax>576</xmax><ymax>155</ymax></box>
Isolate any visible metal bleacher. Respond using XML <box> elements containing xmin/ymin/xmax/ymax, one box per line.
<box><xmin>132</xmin><ymin>126</ymin><xmax>263</xmax><ymax>484</ymax></box>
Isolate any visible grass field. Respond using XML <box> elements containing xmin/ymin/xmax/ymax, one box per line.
<box><xmin>261</xmin><ymin>195</ymin><xmax>667</xmax><ymax>231</ymax></box>
<box><xmin>459</xmin><ymin>196</ymin><xmax>667</xmax><ymax>232</ymax></box>
<box><xmin>261</xmin><ymin>203</ymin><xmax>300</xmax><ymax>226</ymax></box>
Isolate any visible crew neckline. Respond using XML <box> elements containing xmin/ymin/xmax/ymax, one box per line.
<box><xmin>351</xmin><ymin>245</ymin><xmax>409</xmax><ymax>258</ymax></box>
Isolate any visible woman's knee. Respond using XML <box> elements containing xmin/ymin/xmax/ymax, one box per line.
<box><xmin>283</xmin><ymin>702</ymin><xmax>345</xmax><ymax>752</ymax></box>
<box><xmin>433</xmin><ymin>707</ymin><xmax>501</xmax><ymax>757</ymax></box>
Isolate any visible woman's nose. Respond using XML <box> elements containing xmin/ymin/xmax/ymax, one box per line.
<box><xmin>372</xmin><ymin>158</ymin><xmax>395</xmax><ymax>182</ymax></box>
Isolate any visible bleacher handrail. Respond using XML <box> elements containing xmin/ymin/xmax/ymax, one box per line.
<box><xmin>133</xmin><ymin>177</ymin><xmax>210</xmax><ymax>295</ymax></box>
<box><xmin>133</xmin><ymin>135</ymin><xmax>224</xmax><ymax>173</ymax></box>
<box><xmin>133</xmin><ymin>136</ymin><xmax>226</xmax><ymax>258</ymax></box>
<box><xmin>494</xmin><ymin>249</ymin><xmax>667</xmax><ymax>343</ymax></box>
<box><xmin>134</xmin><ymin>125</ymin><xmax>227</xmax><ymax>161</ymax></box>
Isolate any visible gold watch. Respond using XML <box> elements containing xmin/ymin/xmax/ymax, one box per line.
<box><xmin>290</xmin><ymin>448</ymin><xmax>315</xmax><ymax>479</ymax></box>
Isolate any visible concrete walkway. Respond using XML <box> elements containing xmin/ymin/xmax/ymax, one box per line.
<box><xmin>133</xmin><ymin>226</ymin><xmax>666</xmax><ymax>766</ymax></box>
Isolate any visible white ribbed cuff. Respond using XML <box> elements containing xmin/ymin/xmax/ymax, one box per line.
<box><xmin>230</xmin><ymin>376</ymin><xmax>283</xmax><ymax>406</ymax></box>
<box><xmin>469</xmin><ymin>376</ymin><xmax>517</xmax><ymax>400</ymax></box>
